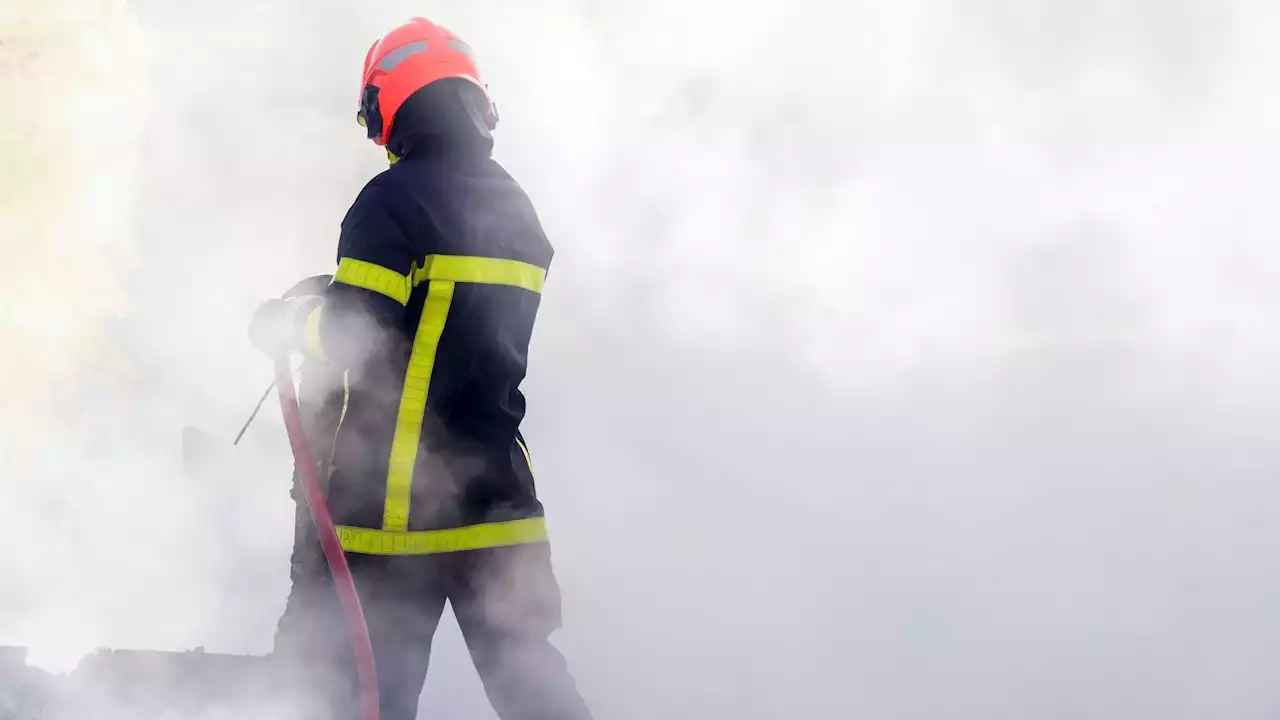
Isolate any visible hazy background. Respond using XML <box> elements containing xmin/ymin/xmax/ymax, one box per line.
<box><xmin>6</xmin><ymin>0</ymin><xmax>1280</xmax><ymax>717</ymax></box>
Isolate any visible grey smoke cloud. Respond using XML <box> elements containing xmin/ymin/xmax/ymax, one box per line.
<box><xmin>5</xmin><ymin>1</ymin><xmax>1280</xmax><ymax>718</ymax></box>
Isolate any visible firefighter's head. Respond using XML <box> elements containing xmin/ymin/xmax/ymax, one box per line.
<box><xmin>357</xmin><ymin>18</ymin><xmax>498</xmax><ymax>161</ymax></box>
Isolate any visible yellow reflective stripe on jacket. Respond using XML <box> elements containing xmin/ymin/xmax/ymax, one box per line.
<box><xmin>337</xmin><ymin>517</ymin><xmax>548</xmax><ymax>555</ymax></box>
<box><xmin>302</xmin><ymin>305</ymin><xmax>328</xmax><ymax>361</ymax></box>
<box><xmin>330</xmin><ymin>369</ymin><xmax>350</xmax><ymax>452</ymax></box>
<box><xmin>383</xmin><ymin>279</ymin><xmax>454</xmax><ymax>531</ymax></box>
<box><xmin>331</xmin><ymin>255</ymin><xmax>543</xmax><ymax>306</ymax></box>
<box><xmin>515</xmin><ymin>435</ymin><xmax>536</xmax><ymax>480</ymax></box>
<box><xmin>372</xmin><ymin>254</ymin><xmax>547</xmax><ymax>533</ymax></box>
<box><xmin>333</xmin><ymin>257</ymin><xmax>411</xmax><ymax>305</ymax></box>
<box><xmin>413</xmin><ymin>255</ymin><xmax>546</xmax><ymax>293</ymax></box>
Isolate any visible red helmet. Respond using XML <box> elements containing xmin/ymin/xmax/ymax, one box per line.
<box><xmin>356</xmin><ymin>18</ymin><xmax>496</xmax><ymax>146</ymax></box>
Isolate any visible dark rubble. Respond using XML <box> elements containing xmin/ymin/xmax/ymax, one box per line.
<box><xmin>0</xmin><ymin>646</ymin><xmax>279</xmax><ymax>719</ymax></box>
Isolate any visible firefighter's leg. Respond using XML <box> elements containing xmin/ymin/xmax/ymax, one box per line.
<box><xmin>350</xmin><ymin>554</ymin><xmax>449</xmax><ymax>720</ymax></box>
<box><xmin>450</xmin><ymin>542</ymin><xmax>594</xmax><ymax>720</ymax></box>
<box><xmin>274</xmin><ymin>480</ymin><xmax>449</xmax><ymax>718</ymax></box>
<box><xmin>271</xmin><ymin>479</ymin><xmax>352</xmax><ymax>718</ymax></box>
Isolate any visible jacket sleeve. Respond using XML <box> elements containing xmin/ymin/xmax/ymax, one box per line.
<box><xmin>297</xmin><ymin>183</ymin><xmax>418</xmax><ymax>369</ymax></box>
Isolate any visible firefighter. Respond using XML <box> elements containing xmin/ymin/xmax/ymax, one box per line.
<box><xmin>249</xmin><ymin>18</ymin><xmax>594</xmax><ymax>720</ymax></box>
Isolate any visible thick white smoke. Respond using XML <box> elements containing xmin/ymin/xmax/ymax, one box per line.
<box><xmin>1</xmin><ymin>0</ymin><xmax>151</xmax><ymax>671</ymax></box>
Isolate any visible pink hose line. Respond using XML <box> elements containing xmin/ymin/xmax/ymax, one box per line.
<box><xmin>273</xmin><ymin>357</ymin><xmax>381</xmax><ymax>720</ymax></box>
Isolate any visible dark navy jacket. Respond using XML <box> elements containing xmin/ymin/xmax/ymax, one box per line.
<box><xmin>310</xmin><ymin>123</ymin><xmax>552</xmax><ymax>536</ymax></box>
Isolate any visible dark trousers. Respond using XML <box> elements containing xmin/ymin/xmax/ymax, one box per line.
<box><xmin>273</xmin><ymin>499</ymin><xmax>593</xmax><ymax>720</ymax></box>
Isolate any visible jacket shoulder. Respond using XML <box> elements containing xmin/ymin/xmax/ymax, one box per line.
<box><xmin>343</xmin><ymin>168</ymin><xmax>411</xmax><ymax>220</ymax></box>
<box><xmin>335</xmin><ymin>169</ymin><xmax>421</xmax><ymax>265</ymax></box>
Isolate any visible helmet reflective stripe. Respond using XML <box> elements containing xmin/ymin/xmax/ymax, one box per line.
<box><xmin>376</xmin><ymin>41</ymin><xmax>429</xmax><ymax>73</ymax></box>
<box><xmin>446</xmin><ymin>39</ymin><xmax>474</xmax><ymax>60</ymax></box>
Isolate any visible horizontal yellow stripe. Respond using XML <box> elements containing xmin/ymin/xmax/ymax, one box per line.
<box><xmin>330</xmin><ymin>255</ymin><xmax>543</xmax><ymax>307</ymax></box>
<box><xmin>333</xmin><ymin>257</ymin><xmax>411</xmax><ymax>305</ymax></box>
<box><xmin>336</xmin><ymin>517</ymin><xmax>548</xmax><ymax>555</ymax></box>
<box><xmin>413</xmin><ymin>255</ymin><xmax>545</xmax><ymax>294</ymax></box>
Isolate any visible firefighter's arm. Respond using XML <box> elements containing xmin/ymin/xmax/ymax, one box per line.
<box><xmin>249</xmin><ymin>184</ymin><xmax>416</xmax><ymax>367</ymax></box>
<box><xmin>309</xmin><ymin>183</ymin><xmax>419</xmax><ymax>368</ymax></box>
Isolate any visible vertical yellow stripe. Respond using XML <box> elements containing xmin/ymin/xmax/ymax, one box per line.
<box><xmin>515</xmin><ymin>435</ymin><xmax>536</xmax><ymax>481</ymax></box>
<box><xmin>337</xmin><ymin>370</ymin><xmax>350</xmax><ymax>430</ymax></box>
<box><xmin>302</xmin><ymin>305</ymin><xmax>328</xmax><ymax>361</ymax></box>
<box><xmin>382</xmin><ymin>279</ymin><xmax>455</xmax><ymax>531</ymax></box>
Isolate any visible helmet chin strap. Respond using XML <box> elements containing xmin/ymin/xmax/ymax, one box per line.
<box><xmin>487</xmin><ymin>100</ymin><xmax>500</xmax><ymax>131</ymax></box>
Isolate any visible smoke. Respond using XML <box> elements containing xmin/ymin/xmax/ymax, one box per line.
<box><xmin>7</xmin><ymin>0</ymin><xmax>1280</xmax><ymax>717</ymax></box>
<box><xmin>0</xmin><ymin>0</ymin><xmax>152</xmax><ymax>670</ymax></box>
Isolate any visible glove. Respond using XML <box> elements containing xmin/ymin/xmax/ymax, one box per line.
<box><xmin>248</xmin><ymin>298</ymin><xmax>289</xmax><ymax>357</ymax></box>
<box><xmin>248</xmin><ymin>295</ymin><xmax>323</xmax><ymax>357</ymax></box>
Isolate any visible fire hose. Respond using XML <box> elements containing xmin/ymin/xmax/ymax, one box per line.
<box><xmin>272</xmin><ymin>356</ymin><xmax>380</xmax><ymax>720</ymax></box>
